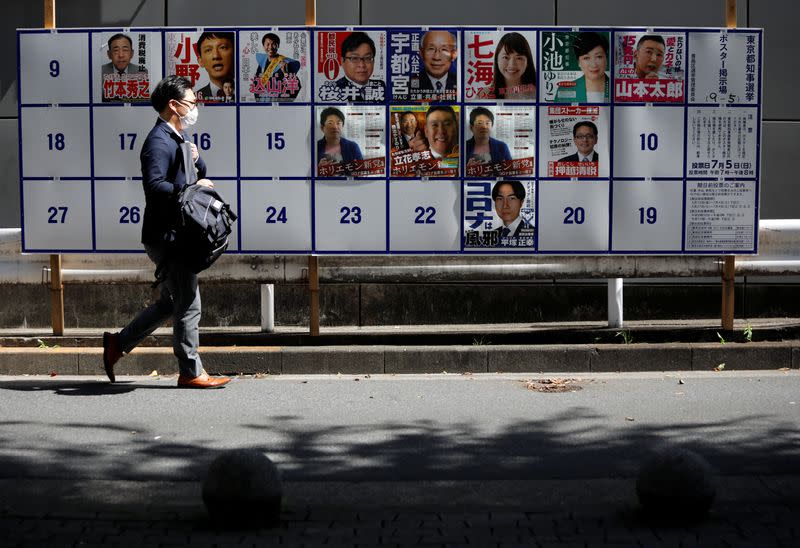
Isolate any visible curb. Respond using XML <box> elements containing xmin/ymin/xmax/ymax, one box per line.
<box><xmin>1</xmin><ymin>342</ymin><xmax>797</xmax><ymax>376</ymax></box>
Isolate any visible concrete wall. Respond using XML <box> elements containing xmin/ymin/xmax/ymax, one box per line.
<box><xmin>1</xmin><ymin>0</ymin><xmax>796</xmax><ymax>228</ymax></box>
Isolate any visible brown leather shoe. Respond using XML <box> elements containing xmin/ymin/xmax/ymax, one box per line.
<box><xmin>102</xmin><ymin>332</ymin><xmax>123</xmax><ymax>383</ymax></box>
<box><xmin>177</xmin><ymin>374</ymin><xmax>231</xmax><ymax>389</ymax></box>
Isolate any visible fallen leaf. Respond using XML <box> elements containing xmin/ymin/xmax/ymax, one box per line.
<box><xmin>714</xmin><ymin>363</ymin><xmax>726</xmax><ymax>372</ymax></box>
<box><xmin>354</xmin><ymin>378</ymin><xmax>360</xmax><ymax>382</ymax></box>
<box><xmin>364</xmin><ymin>374</ymin><xmax>372</xmax><ymax>379</ymax></box>
<box><xmin>153</xmin><ymin>436</ymin><xmax>161</xmax><ymax>440</ymax></box>
<box><xmin>625</xmin><ymin>417</ymin><xmax>635</xmax><ymax>421</ymax></box>
<box><xmin>49</xmin><ymin>371</ymin><xmax>57</xmax><ymax>377</ymax></box>
<box><xmin>778</xmin><ymin>368</ymin><xmax>790</xmax><ymax>372</ymax></box>
<box><xmin>678</xmin><ymin>379</ymin><xmax>685</xmax><ymax>385</ymax></box>
<box><xmin>148</xmin><ymin>370</ymin><xmax>158</xmax><ymax>377</ymax></box>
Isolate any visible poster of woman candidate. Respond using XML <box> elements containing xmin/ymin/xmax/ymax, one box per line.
<box><xmin>540</xmin><ymin>31</ymin><xmax>611</xmax><ymax>103</ymax></box>
<box><xmin>388</xmin><ymin>28</ymin><xmax>459</xmax><ymax>102</ymax></box>
<box><xmin>464</xmin><ymin>105</ymin><xmax>535</xmax><ymax>177</ymax></box>
<box><xmin>240</xmin><ymin>29</ymin><xmax>310</xmax><ymax>103</ymax></box>
<box><xmin>315</xmin><ymin>105</ymin><xmax>386</xmax><ymax>177</ymax></box>
<box><xmin>93</xmin><ymin>31</ymin><xmax>159</xmax><ymax>103</ymax></box>
<box><xmin>389</xmin><ymin>105</ymin><xmax>460</xmax><ymax>178</ymax></box>
<box><xmin>463</xmin><ymin>29</ymin><xmax>536</xmax><ymax>101</ymax></box>
<box><xmin>166</xmin><ymin>30</ymin><xmax>236</xmax><ymax>103</ymax></box>
<box><xmin>463</xmin><ymin>179</ymin><xmax>535</xmax><ymax>249</ymax></box>
<box><xmin>315</xmin><ymin>30</ymin><xmax>387</xmax><ymax>103</ymax></box>
<box><xmin>614</xmin><ymin>32</ymin><xmax>685</xmax><ymax>103</ymax></box>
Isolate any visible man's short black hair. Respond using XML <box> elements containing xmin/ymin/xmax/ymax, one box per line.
<box><xmin>320</xmin><ymin>106</ymin><xmax>345</xmax><ymax>126</ymax></box>
<box><xmin>151</xmin><ymin>75</ymin><xmax>193</xmax><ymax>113</ymax></box>
<box><xmin>573</xmin><ymin>120</ymin><xmax>598</xmax><ymax>137</ymax></box>
<box><xmin>262</xmin><ymin>32</ymin><xmax>280</xmax><ymax>47</ymax></box>
<box><xmin>492</xmin><ymin>180</ymin><xmax>526</xmax><ymax>202</ymax></box>
<box><xmin>196</xmin><ymin>31</ymin><xmax>234</xmax><ymax>51</ymax></box>
<box><xmin>636</xmin><ymin>34</ymin><xmax>665</xmax><ymax>49</ymax></box>
<box><xmin>572</xmin><ymin>32</ymin><xmax>609</xmax><ymax>58</ymax></box>
<box><xmin>469</xmin><ymin>107</ymin><xmax>494</xmax><ymax>126</ymax></box>
<box><xmin>107</xmin><ymin>33</ymin><xmax>133</xmax><ymax>49</ymax></box>
<box><xmin>341</xmin><ymin>31</ymin><xmax>376</xmax><ymax>58</ymax></box>
<box><xmin>425</xmin><ymin>105</ymin><xmax>457</xmax><ymax>122</ymax></box>
<box><xmin>400</xmin><ymin>111</ymin><xmax>417</xmax><ymax>122</ymax></box>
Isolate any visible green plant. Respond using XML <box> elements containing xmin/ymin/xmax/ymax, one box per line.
<box><xmin>717</xmin><ymin>332</ymin><xmax>726</xmax><ymax>344</ymax></box>
<box><xmin>743</xmin><ymin>324</ymin><xmax>753</xmax><ymax>342</ymax></box>
<box><xmin>472</xmin><ymin>337</ymin><xmax>491</xmax><ymax>346</ymax></box>
<box><xmin>36</xmin><ymin>339</ymin><xmax>60</xmax><ymax>349</ymax></box>
<box><xmin>615</xmin><ymin>330</ymin><xmax>633</xmax><ymax>345</ymax></box>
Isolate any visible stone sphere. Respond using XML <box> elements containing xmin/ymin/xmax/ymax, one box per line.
<box><xmin>202</xmin><ymin>448</ymin><xmax>283</xmax><ymax>528</ymax></box>
<box><xmin>636</xmin><ymin>446</ymin><xmax>716</xmax><ymax>522</ymax></box>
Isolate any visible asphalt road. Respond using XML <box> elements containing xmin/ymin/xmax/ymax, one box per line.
<box><xmin>1</xmin><ymin>370</ymin><xmax>798</xmax><ymax>484</ymax></box>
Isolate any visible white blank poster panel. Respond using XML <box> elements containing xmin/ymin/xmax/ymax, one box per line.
<box><xmin>613</xmin><ymin>106</ymin><xmax>685</xmax><ymax>178</ymax></box>
<box><xmin>239</xmin><ymin>105</ymin><xmax>312</xmax><ymax>178</ymax></box>
<box><xmin>186</xmin><ymin>106</ymin><xmax>238</xmax><ymax>178</ymax></box>
<box><xmin>21</xmin><ymin>107</ymin><xmax>91</xmax><ymax>178</ymax></box>
<box><xmin>611</xmin><ymin>180</ymin><xmax>683</xmax><ymax>251</ymax></box>
<box><xmin>389</xmin><ymin>180</ymin><xmax>461</xmax><ymax>252</ymax></box>
<box><xmin>537</xmin><ymin>180</ymin><xmax>610</xmax><ymax>252</ymax></box>
<box><xmin>19</xmin><ymin>32</ymin><xmax>90</xmax><ymax>105</ymax></box>
<box><xmin>315</xmin><ymin>180</ymin><xmax>387</xmax><ymax>252</ymax></box>
<box><xmin>92</xmin><ymin>106</ymin><xmax>157</xmax><ymax>177</ymax></box>
<box><xmin>239</xmin><ymin>180</ymin><xmax>313</xmax><ymax>252</ymax></box>
<box><xmin>23</xmin><ymin>180</ymin><xmax>93</xmax><ymax>250</ymax></box>
<box><xmin>94</xmin><ymin>179</ymin><xmax>146</xmax><ymax>250</ymax></box>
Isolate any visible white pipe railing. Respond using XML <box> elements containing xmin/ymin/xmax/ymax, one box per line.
<box><xmin>1</xmin><ymin>220</ymin><xmax>799</xmax><ymax>285</ymax></box>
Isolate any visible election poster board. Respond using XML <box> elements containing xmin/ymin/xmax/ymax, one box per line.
<box><xmin>17</xmin><ymin>26</ymin><xmax>762</xmax><ymax>256</ymax></box>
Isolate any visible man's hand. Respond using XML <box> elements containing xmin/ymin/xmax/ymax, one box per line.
<box><xmin>189</xmin><ymin>142</ymin><xmax>199</xmax><ymax>162</ymax></box>
<box><xmin>408</xmin><ymin>130</ymin><xmax>429</xmax><ymax>153</ymax></box>
<box><xmin>196</xmin><ymin>178</ymin><xmax>214</xmax><ymax>188</ymax></box>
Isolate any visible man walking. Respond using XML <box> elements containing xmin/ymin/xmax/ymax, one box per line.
<box><xmin>102</xmin><ymin>75</ymin><xmax>230</xmax><ymax>389</ymax></box>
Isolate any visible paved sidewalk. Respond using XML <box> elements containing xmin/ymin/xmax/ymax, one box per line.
<box><xmin>1</xmin><ymin>371</ymin><xmax>799</xmax><ymax>546</ymax></box>
<box><xmin>2</xmin><ymin>477</ymin><xmax>798</xmax><ymax>547</ymax></box>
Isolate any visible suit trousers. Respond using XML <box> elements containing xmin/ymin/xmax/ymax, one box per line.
<box><xmin>118</xmin><ymin>244</ymin><xmax>204</xmax><ymax>378</ymax></box>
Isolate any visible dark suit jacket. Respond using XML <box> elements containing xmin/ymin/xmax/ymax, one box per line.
<box><xmin>558</xmin><ymin>151</ymin><xmax>599</xmax><ymax>163</ymax></box>
<box><xmin>416</xmin><ymin>71</ymin><xmax>457</xmax><ymax>92</ymax></box>
<box><xmin>196</xmin><ymin>83</ymin><xmax>228</xmax><ymax>102</ymax></box>
<box><xmin>465</xmin><ymin>137</ymin><xmax>512</xmax><ymax>164</ymax></box>
<box><xmin>496</xmin><ymin>218</ymin><xmax>533</xmax><ymax>241</ymax></box>
<box><xmin>316</xmin><ymin>136</ymin><xmax>363</xmax><ymax>170</ymax></box>
<box><xmin>140</xmin><ymin>118</ymin><xmax>207</xmax><ymax>246</ymax></box>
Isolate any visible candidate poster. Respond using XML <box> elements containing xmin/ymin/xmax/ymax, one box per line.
<box><xmin>240</xmin><ymin>29</ymin><xmax>310</xmax><ymax>103</ymax></box>
<box><xmin>315</xmin><ymin>105</ymin><xmax>386</xmax><ymax>177</ymax></box>
<box><xmin>463</xmin><ymin>180</ymin><xmax>535</xmax><ymax>249</ymax></box>
<box><xmin>389</xmin><ymin>28</ymin><xmax>459</xmax><ymax>102</ymax></box>
<box><xmin>166</xmin><ymin>30</ymin><xmax>236</xmax><ymax>103</ymax></box>
<box><xmin>92</xmin><ymin>31</ymin><xmax>159</xmax><ymax>103</ymax></box>
<box><xmin>540</xmin><ymin>106</ymin><xmax>610</xmax><ymax>178</ymax></box>
<box><xmin>389</xmin><ymin>105</ymin><xmax>459</xmax><ymax>178</ymax></box>
<box><xmin>316</xmin><ymin>30</ymin><xmax>387</xmax><ymax>102</ymax></box>
<box><xmin>464</xmin><ymin>105</ymin><xmax>535</xmax><ymax>177</ymax></box>
<box><xmin>540</xmin><ymin>31</ymin><xmax>611</xmax><ymax>103</ymax></box>
<box><xmin>614</xmin><ymin>31</ymin><xmax>685</xmax><ymax>103</ymax></box>
<box><xmin>463</xmin><ymin>29</ymin><xmax>536</xmax><ymax>101</ymax></box>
